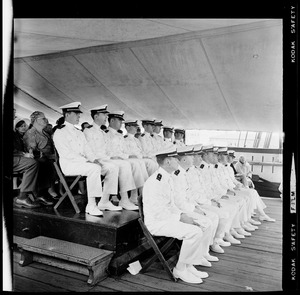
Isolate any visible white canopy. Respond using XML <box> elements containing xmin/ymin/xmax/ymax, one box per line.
<box><xmin>13</xmin><ymin>18</ymin><xmax>282</xmax><ymax>132</ymax></box>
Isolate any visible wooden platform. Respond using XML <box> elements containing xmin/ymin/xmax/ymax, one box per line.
<box><xmin>10</xmin><ymin>198</ymin><xmax>282</xmax><ymax>292</ymax></box>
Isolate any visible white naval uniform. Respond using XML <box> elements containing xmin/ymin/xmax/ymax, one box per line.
<box><xmin>173</xmin><ymin>139</ymin><xmax>186</xmax><ymax>147</ymax></box>
<box><xmin>124</xmin><ymin>133</ymin><xmax>158</xmax><ymax>176</ymax></box>
<box><xmin>214</xmin><ymin>163</ymin><xmax>249</xmax><ymax>225</ymax></box>
<box><xmin>220</xmin><ymin>163</ymin><xmax>256</xmax><ymax>220</ymax></box>
<box><xmin>186</xmin><ymin>165</ymin><xmax>231</xmax><ymax>241</ymax></box>
<box><xmin>152</xmin><ymin>133</ymin><xmax>165</xmax><ymax>152</ymax></box>
<box><xmin>226</xmin><ymin>164</ymin><xmax>267</xmax><ymax>215</ymax></box>
<box><xmin>138</xmin><ymin>132</ymin><xmax>157</xmax><ymax>159</ymax></box>
<box><xmin>83</xmin><ymin>124</ymin><xmax>136</xmax><ymax>194</ymax></box>
<box><xmin>162</xmin><ymin>138</ymin><xmax>175</xmax><ymax>149</ymax></box>
<box><xmin>53</xmin><ymin>121</ymin><xmax>102</xmax><ymax>199</ymax></box>
<box><xmin>106</xmin><ymin>127</ymin><xmax>148</xmax><ymax>188</ymax></box>
<box><xmin>198</xmin><ymin>161</ymin><xmax>240</xmax><ymax>232</ymax></box>
<box><xmin>171</xmin><ymin>166</ymin><xmax>217</xmax><ymax>249</ymax></box>
<box><xmin>143</xmin><ymin>167</ymin><xmax>208</xmax><ymax>265</ymax></box>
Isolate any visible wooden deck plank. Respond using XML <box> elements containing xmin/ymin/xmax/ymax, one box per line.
<box><xmin>12</xmin><ymin>198</ymin><xmax>283</xmax><ymax>292</ymax></box>
<box><xmin>13</xmin><ymin>254</ymin><xmax>113</xmax><ymax>292</ymax></box>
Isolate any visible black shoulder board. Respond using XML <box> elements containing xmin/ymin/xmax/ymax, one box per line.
<box><xmin>214</xmin><ymin>164</ymin><xmax>218</xmax><ymax>168</ymax></box>
<box><xmin>151</xmin><ymin>134</ymin><xmax>154</xmax><ymax>137</ymax></box>
<box><xmin>57</xmin><ymin>124</ymin><xmax>65</xmax><ymax>129</ymax></box>
<box><xmin>105</xmin><ymin>129</ymin><xmax>109</xmax><ymax>133</ymax></box>
<box><xmin>200</xmin><ymin>164</ymin><xmax>205</xmax><ymax>169</ymax></box>
<box><xmin>225</xmin><ymin>164</ymin><xmax>228</xmax><ymax>167</ymax></box>
<box><xmin>174</xmin><ymin>169</ymin><xmax>180</xmax><ymax>175</ymax></box>
<box><xmin>124</xmin><ymin>135</ymin><xmax>128</xmax><ymax>138</ymax></box>
<box><xmin>186</xmin><ymin>168</ymin><xmax>189</xmax><ymax>172</ymax></box>
<box><xmin>141</xmin><ymin>133</ymin><xmax>145</xmax><ymax>137</ymax></box>
<box><xmin>156</xmin><ymin>173</ymin><xmax>162</xmax><ymax>181</ymax></box>
<box><xmin>173</xmin><ymin>141</ymin><xmax>176</xmax><ymax>144</ymax></box>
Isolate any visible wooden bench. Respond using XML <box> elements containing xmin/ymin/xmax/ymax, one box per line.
<box><xmin>14</xmin><ymin>235</ymin><xmax>114</xmax><ymax>285</ymax></box>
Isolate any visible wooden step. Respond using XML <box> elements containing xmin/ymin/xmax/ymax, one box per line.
<box><xmin>15</xmin><ymin>235</ymin><xmax>114</xmax><ymax>285</ymax></box>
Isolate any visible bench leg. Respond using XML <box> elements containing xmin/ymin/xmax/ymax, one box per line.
<box><xmin>87</xmin><ymin>264</ymin><xmax>108</xmax><ymax>285</ymax></box>
<box><xmin>19</xmin><ymin>249</ymin><xmax>33</xmax><ymax>266</ymax></box>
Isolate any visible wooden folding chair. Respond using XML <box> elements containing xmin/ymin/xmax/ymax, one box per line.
<box><xmin>53</xmin><ymin>150</ymin><xmax>86</xmax><ymax>214</ymax></box>
<box><xmin>137</xmin><ymin>194</ymin><xmax>178</xmax><ymax>282</ymax></box>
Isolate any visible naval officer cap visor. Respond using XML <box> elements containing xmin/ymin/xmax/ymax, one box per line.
<box><xmin>59</xmin><ymin>102</ymin><xmax>83</xmax><ymax>114</ymax></box>
<box><xmin>163</xmin><ymin>126</ymin><xmax>174</xmax><ymax>133</ymax></box>
<box><xmin>155</xmin><ymin>147</ymin><xmax>178</xmax><ymax>159</ymax></box>
<box><xmin>176</xmin><ymin>146</ymin><xmax>194</xmax><ymax>157</ymax></box>
<box><xmin>193</xmin><ymin>144</ymin><xmax>203</xmax><ymax>155</ymax></box>
<box><xmin>202</xmin><ymin>144</ymin><xmax>214</xmax><ymax>154</ymax></box>
<box><xmin>228</xmin><ymin>150</ymin><xmax>236</xmax><ymax>158</ymax></box>
<box><xmin>218</xmin><ymin>147</ymin><xmax>228</xmax><ymax>155</ymax></box>
<box><xmin>174</xmin><ymin>128</ymin><xmax>185</xmax><ymax>134</ymax></box>
<box><xmin>90</xmin><ymin>104</ymin><xmax>110</xmax><ymax>116</ymax></box>
<box><xmin>108</xmin><ymin>111</ymin><xmax>125</xmax><ymax>121</ymax></box>
<box><xmin>124</xmin><ymin>120</ymin><xmax>139</xmax><ymax>127</ymax></box>
<box><xmin>154</xmin><ymin>120</ymin><xmax>163</xmax><ymax>126</ymax></box>
<box><xmin>141</xmin><ymin>119</ymin><xmax>155</xmax><ymax>125</ymax></box>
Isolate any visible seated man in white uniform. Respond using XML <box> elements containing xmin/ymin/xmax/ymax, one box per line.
<box><xmin>152</xmin><ymin>120</ymin><xmax>165</xmax><ymax>151</ymax></box>
<box><xmin>83</xmin><ymin>104</ymin><xmax>137</xmax><ymax>211</ymax></box>
<box><xmin>171</xmin><ymin>145</ymin><xmax>221</xmax><ymax>264</ymax></box>
<box><xmin>162</xmin><ymin>126</ymin><xmax>175</xmax><ymax>148</ymax></box>
<box><xmin>198</xmin><ymin>145</ymin><xmax>244</xmax><ymax>245</ymax></box>
<box><xmin>123</xmin><ymin>119</ymin><xmax>158</xmax><ymax>177</ymax></box>
<box><xmin>173</xmin><ymin>128</ymin><xmax>186</xmax><ymax>147</ymax></box>
<box><xmin>217</xmin><ymin>147</ymin><xmax>261</xmax><ymax>227</ymax></box>
<box><xmin>106</xmin><ymin>111</ymin><xmax>148</xmax><ymax>209</ymax></box>
<box><xmin>183</xmin><ymin>144</ymin><xmax>233</xmax><ymax>253</ymax></box>
<box><xmin>53</xmin><ymin>102</ymin><xmax>103</xmax><ymax>216</ymax></box>
<box><xmin>138</xmin><ymin>119</ymin><xmax>157</xmax><ymax>160</ymax></box>
<box><xmin>227</xmin><ymin>151</ymin><xmax>275</xmax><ymax>222</ymax></box>
<box><xmin>143</xmin><ymin>147</ymin><xmax>211</xmax><ymax>284</ymax></box>
<box><xmin>214</xmin><ymin>147</ymin><xmax>259</xmax><ymax>234</ymax></box>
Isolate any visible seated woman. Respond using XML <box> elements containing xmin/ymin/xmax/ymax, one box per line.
<box><xmin>23</xmin><ymin>111</ymin><xmax>58</xmax><ymax>205</ymax></box>
<box><xmin>13</xmin><ymin>119</ymin><xmax>40</xmax><ymax>208</ymax></box>
<box><xmin>234</xmin><ymin>155</ymin><xmax>255</xmax><ymax>188</ymax></box>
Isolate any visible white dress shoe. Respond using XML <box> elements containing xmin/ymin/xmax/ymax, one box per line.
<box><xmin>210</xmin><ymin>243</ymin><xmax>224</xmax><ymax>254</ymax></box>
<box><xmin>98</xmin><ymin>201</ymin><xmax>122</xmax><ymax>211</ymax></box>
<box><xmin>197</xmin><ymin>258</ymin><xmax>212</xmax><ymax>267</ymax></box>
<box><xmin>259</xmin><ymin>215</ymin><xmax>276</xmax><ymax>222</ymax></box>
<box><xmin>246</xmin><ymin>223</ymin><xmax>258</xmax><ymax>230</ymax></box>
<box><xmin>249</xmin><ymin>218</ymin><xmax>261</xmax><ymax>225</ymax></box>
<box><xmin>187</xmin><ymin>265</ymin><xmax>209</xmax><ymax>279</ymax></box>
<box><xmin>204</xmin><ymin>254</ymin><xmax>219</xmax><ymax>262</ymax></box>
<box><xmin>85</xmin><ymin>205</ymin><xmax>103</xmax><ymax>216</ymax></box>
<box><xmin>173</xmin><ymin>267</ymin><xmax>203</xmax><ymax>284</ymax></box>
<box><xmin>119</xmin><ymin>200</ymin><xmax>139</xmax><ymax>210</ymax></box>
<box><xmin>230</xmin><ymin>229</ymin><xmax>245</xmax><ymax>239</ymax></box>
<box><xmin>224</xmin><ymin>234</ymin><xmax>241</xmax><ymax>245</ymax></box>
<box><xmin>215</xmin><ymin>238</ymin><xmax>231</xmax><ymax>247</ymax></box>
<box><xmin>243</xmin><ymin>224</ymin><xmax>255</xmax><ymax>232</ymax></box>
<box><xmin>236</xmin><ymin>228</ymin><xmax>252</xmax><ymax>236</ymax></box>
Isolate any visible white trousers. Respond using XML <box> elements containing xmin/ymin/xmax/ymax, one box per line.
<box><xmin>150</xmin><ymin>220</ymin><xmax>207</xmax><ymax>265</ymax></box>
<box><xmin>218</xmin><ymin>199</ymin><xmax>240</xmax><ymax>231</ymax></box>
<box><xmin>226</xmin><ymin>194</ymin><xmax>249</xmax><ymax>224</ymax></box>
<box><xmin>110</xmin><ymin>159</ymin><xmax>136</xmax><ymax>193</ymax></box>
<box><xmin>188</xmin><ymin>210</ymin><xmax>218</xmax><ymax>247</ymax></box>
<box><xmin>249</xmin><ymin>188</ymin><xmax>267</xmax><ymax>214</ymax></box>
<box><xmin>126</xmin><ymin>158</ymin><xmax>146</xmax><ymax>188</ymax></box>
<box><xmin>143</xmin><ymin>158</ymin><xmax>159</xmax><ymax>176</ymax></box>
<box><xmin>201</xmin><ymin>204</ymin><xmax>230</xmax><ymax>239</ymax></box>
<box><xmin>100</xmin><ymin>160</ymin><xmax>119</xmax><ymax>195</ymax></box>
<box><xmin>235</xmin><ymin>188</ymin><xmax>256</xmax><ymax>219</ymax></box>
<box><xmin>60</xmin><ymin>160</ymin><xmax>102</xmax><ymax>198</ymax></box>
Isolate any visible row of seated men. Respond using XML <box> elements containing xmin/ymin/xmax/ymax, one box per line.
<box><xmin>13</xmin><ymin>102</ymin><xmax>276</xmax><ymax>284</ymax></box>
<box><xmin>143</xmin><ymin>145</ymin><xmax>276</xmax><ymax>284</ymax></box>
<box><xmin>13</xmin><ymin>101</ymin><xmax>186</xmax><ymax>213</ymax></box>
